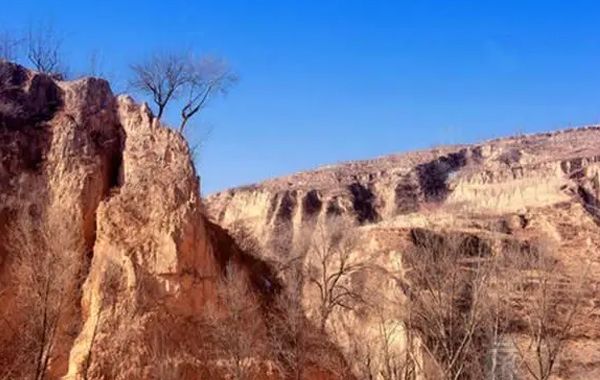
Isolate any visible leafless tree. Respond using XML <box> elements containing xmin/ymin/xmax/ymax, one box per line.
<box><xmin>343</xmin><ymin>313</ymin><xmax>410</xmax><ymax>380</ymax></box>
<box><xmin>26</xmin><ymin>23</ymin><xmax>68</xmax><ymax>77</ymax></box>
<box><xmin>339</xmin><ymin>279</ymin><xmax>419</xmax><ymax>380</ymax></box>
<box><xmin>483</xmin><ymin>251</ymin><xmax>517</xmax><ymax>380</ymax></box>
<box><xmin>129</xmin><ymin>52</ymin><xmax>235</xmax><ymax>131</ymax></box>
<box><xmin>499</xmin><ymin>242</ymin><xmax>594</xmax><ymax>380</ymax></box>
<box><xmin>0</xmin><ymin>30</ymin><xmax>21</xmax><ymax>61</ymax></box>
<box><xmin>399</xmin><ymin>231</ymin><xmax>595</xmax><ymax>380</ymax></box>
<box><xmin>344</xmin><ymin>325</ymin><xmax>378</xmax><ymax>380</ymax></box>
<box><xmin>179</xmin><ymin>56</ymin><xmax>236</xmax><ymax>132</ymax></box>
<box><xmin>87</xmin><ymin>49</ymin><xmax>105</xmax><ymax>78</ymax></box>
<box><xmin>377</xmin><ymin>315</ymin><xmax>413</xmax><ymax>380</ymax></box>
<box><xmin>303</xmin><ymin>217</ymin><xmax>370</xmax><ymax>332</ymax></box>
<box><xmin>401</xmin><ymin>230</ymin><xmax>493</xmax><ymax>380</ymax></box>
<box><xmin>267</xmin><ymin>264</ymin><xmax>311</xmax><ymax>380</ymax></box>
<box><xmin>3</xmin><ymin>213</ymin><xmax>82</xmax><ymax>380</ymax></box>
<box><xmin>129</xmin><ymin>52</ymin><xmax>189</xmax><ymax>120</ymax></box>
<box><xmin>207</xmin><ymin>262</ymin><xmax>266</xmax><ymax>380</ymax></box>
<box><xmin>267</xmin><ymin>257</ymin><xmax>349</xmax><ymax>380</ymax></box>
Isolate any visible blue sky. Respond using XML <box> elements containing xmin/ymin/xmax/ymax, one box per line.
<box><xmin>3</xmin><ymin>1</ymin><xmax>600</xmax><ymax>194</ymax></box>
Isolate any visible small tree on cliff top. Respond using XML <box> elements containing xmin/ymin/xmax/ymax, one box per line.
<box><xmin>0</xmin><ymin>30</ymin><xmax>21</xmax><ymax>61</ymax></box>
<box><xmin>26</xmin><ymin>22</ymin><xmax>69</xmax><ymax>78</ymax></box>
<box><xmin>129</xmin><ymin>52</ymin><xmax>236</xmax><ymax>132</ymax></box>
<box><xmin>129</xmin><ymin>52</ymin><xmax>188</xmax><ymax>120</ymax></box>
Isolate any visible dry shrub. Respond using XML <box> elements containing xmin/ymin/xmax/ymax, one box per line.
<box><xmin>266</xmin><ymin>264</ymin><xmax>348</xmax><ymax>380</ymax></box>
<box><xmin>1</xmin><ymin>210</ymin><xmax>83</xmax><ymax>380</ymax></box>
<box><xmin>492</xmin><ymin>241</ymin><xmax>596</xmax><ymax>380</ymax></box>
<box><xmin>206</xmin><ymin>262</ymin><xmax>268</xmax><ymax>380</ymax></box>
<box><xmin>399</xmin><ymin>230</ymin><xmax>493</xmax><ymax>380</ymax></box>
<box><xmin>397</xmin><ymin>230</ymin><xmax>596</xmax><ymax>380</ymax></box>
<box><xmin>303</xmin><ymin>216</ymin><xmax>371</xmax><ymax>332</ymax></box>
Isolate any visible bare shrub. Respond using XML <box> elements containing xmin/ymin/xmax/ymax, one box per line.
<box><xmin>207</xmin><ymin>262</ymin><xmax>267</xmax><ymax>380</ymax></box>
<box><xmin>496</xmin><ymin>242</ymin><xmax>595</xmax><ymax>380</ymax></box>
<box><xmin>401</xmin><ymin>230</ymin><xmax>493</xmax><ymax>379</ymax></box>
<box><xmin>3</xmin><ymin>212</ymin><xmax>82</xmax><ymax>380</ymax></box>
<box><xmin>26</xmin><ymin>23</ymin><xmax>68</xmax><ymax>78</ymax></box>
<box><xmin>0</xmin><ymin>30</ymin><xmax>21</xmax><ymax>61</ymax></box>
<box><xmin>266</xmin><ymin>264</ymin><xmax>312</xmax><ymax>380</ymax></box>
<box><xmin>228</xmin><ymin>221</ymin><xmax>262</xmax><ymax>257</ymax></box>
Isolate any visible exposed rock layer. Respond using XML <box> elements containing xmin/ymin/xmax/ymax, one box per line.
<box><xmin>209</xmin><ymin>127</ymin><xmax>600</xmax><ymax>233</ymax></box>
<box><xmin>207</xmin><ymin>126</ymin><xmax>600</xmax><ymax>379</ymax></box>
<box><xmin>0</xmin><ymin>62</ymin><xmax>339</xmax><ymax>380</ymax></box>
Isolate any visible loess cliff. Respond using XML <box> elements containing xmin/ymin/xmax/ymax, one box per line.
<box><xmin>0</xmin><ymin>61</ymin><xmax>342</xmax><ymax>380</ymax></box>
<box><xmin>3</xmin><ymin>57</ymin><xmax>600</xmax><ymax>379</ymax></box>
<box><xmin>207</xmin><ymin>126</ymin><xmax>600</xmax><ymax>379</ymax></box>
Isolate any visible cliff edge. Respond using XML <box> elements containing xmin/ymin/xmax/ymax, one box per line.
<box><xmin>0</xmin><ymin>61</ymin><xmax>339</xmax><ymax>380</ymax></box>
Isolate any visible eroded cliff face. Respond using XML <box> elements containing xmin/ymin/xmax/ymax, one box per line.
<box><xmin>64</xmin><ymin>93</ymin><xmax>220</xmax><ymax>378</ymax></box>
<box><xmin>207</xmin><ymin>127</ymin><xmax>600</xmax><ymax>379</ymax></box>
<box><xmin>1</xmin><ymin>62</ymin><xmax>341</xmax><ymax>380</ymax></box>
<box><xmin>208</xmin><ymin>128</ymin><xmax>600</xmax><ymax>233</ymax></box>
<box><xmin>0</xmin><ymin>61</ymin><xmax>124</xmax><ymax>377</ymax></box>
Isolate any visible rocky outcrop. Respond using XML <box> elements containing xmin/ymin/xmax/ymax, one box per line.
<box><xmin>0</xmin><ymin>61</ymin><xmax>124</xmax><ymax>377</ymax></box>
<box><xmin>207</xmin><ymin>126</ymin><xmax>600</xmax><ymax>379</ymax></box>
<box><xmin>208</xmin><ymin>128</ymin><xmax>600</xmax><ymax>234</ymax></box>
<box><xmin>0</xmin><ymin>62</ymin><xmax>343</xmax><ymax>380</ymax></box>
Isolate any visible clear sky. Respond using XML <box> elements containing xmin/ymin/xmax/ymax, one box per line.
<box><xmin>3</xmin><ymin>1</ymin><xmax>600</xmax><ymax>194</ymax></box>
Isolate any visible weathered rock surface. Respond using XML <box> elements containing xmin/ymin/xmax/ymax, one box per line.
<box><xmin>207</xmin><ymin>126</ymin><xmax>600</xmax><ymax>379</ymax></box>
<box><xmin>0</xmin><ymin>62</ymin><xmax>342</xmax><ymax>380</ymax></box>
<box><xmin>208</xmin><ymin>127</ymin><xmax>600</xmax><ymax>231</ymax></box>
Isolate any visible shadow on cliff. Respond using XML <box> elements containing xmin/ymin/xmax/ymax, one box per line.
<box><xmin>204</xmin><ymin>216</ymin><xmax>282</xmax><ymax>303</ymax></box>
<box><xmin>0</xmin><ymin>61</ymin><xmax>60</xmax><ymax>179</ymax></box>
<box><xmin>205</xmin><ymin>217</ymin><xmax>353</xmax><ymax>379</ymax></box>
<box><xmin>416</xmin><ymin>149</ymin><xmax>469</xmax><ymax>202</ymax></box>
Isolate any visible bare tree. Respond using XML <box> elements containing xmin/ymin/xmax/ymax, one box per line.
<box><xmin>129</xmin><ymin>52</ymin><xmax>189</xmax><ymax>120</ymax></box>
<box><xmin>267</xmin><ymin>258</ymin><xmax>349</xmax><ymax>380</ymax></box>
<box><xmin>401</xmin><ymin>230</ymin><xmax>493</xmax><ymax>380</ymax></box>
<box><xmin>179</xmin><ymin>56</ymin><xmax>236</xmax><ymax>132</ymax></box>
<box><xmin>87</xmin><ymin>49</ymin><xmax>104</xmax><ymax>78</ymax></box>
<box><xmin>344</xmin><ymin>325</ymin><xmax>378</xmax><ymax>380</ymax></box>
<box><xmin>3</xmin><ymin>213</ymin><xmax>82</xmax><ymax>380</ymax></box>
<box><xmin>229</xmin><ymin>221</ymin><xmax>327</xmax><ymax>378</ymax></box>
<box><xmin>500</xmin><ymin>243</ymin><xmax>594</xmax><ymax>380</ymax></box>
<box><xmin>399</xmin><ymin>231</ymin><xmax>595</xmax><ymax>380</ymax></box>
<box><xmin>129</xmin><ymin>52</ymin><xmax>235</xmax><ymax>131</ymax></box>
<box><xmin>267</xmin><ymin>264</ymin><xmax>311</xmax><ymax>380</ymax></box>
<box><xmin>376</xmin><ymin>315</ymin><xmax>411</xmax><ymax>380</ymax></box>
<box><xmin>26</xmin><ymin>23</ymin><xmax>68</xmax><ymax>77</ymax></box>
<box><xmin>303</xmin><ymin>217</ymin><xmax>370</xmax><ymax>332</ymax></box>
<box><xmin>339</xmin><ymin>280</ymin><xmax>419</xmax><ymax>380</ymax></box>
<box><xmin>207</xmin><ymin>262</ymin><xmax>266</xmax><ymax>380</ymax></box>
<box><xmin>0</xmin><ymin>30</ymin><xmax>21</xmax><ymax>61</ymax></box>
<box><xmin>343</xmin><ymin>312</ymin><xmax>410</xmax><ymax>380</ymax></box>
<box><xmin>483</xmin><ymin>251</ymin><xmax>518</xmax><ymax>380</ymax></box>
